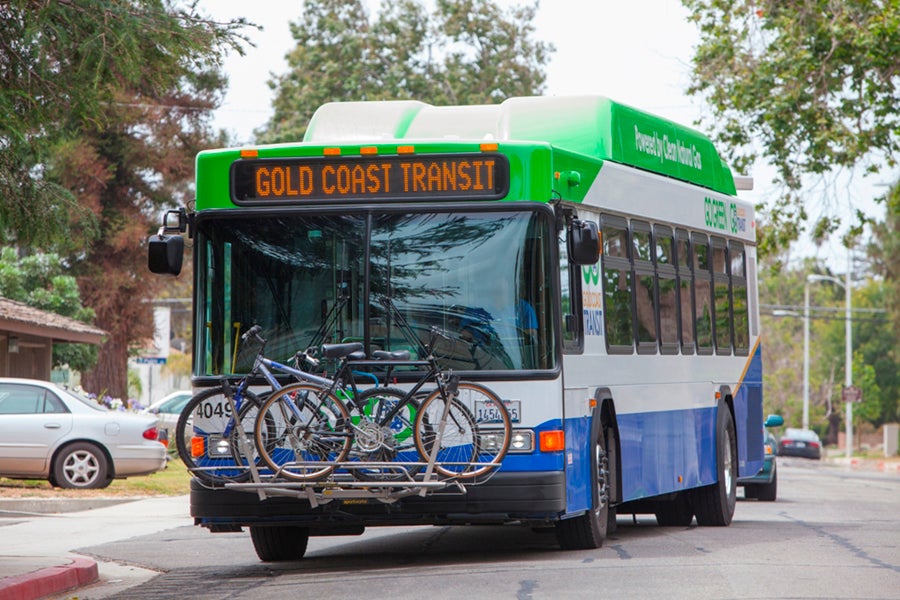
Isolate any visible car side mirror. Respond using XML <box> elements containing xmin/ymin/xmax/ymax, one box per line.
<box><xmin>568</xmin><ymin>219</ymin><xmax>600</xmax><ymax>265</ymax></box>
<box><xmin>764</xmin><ymin>414</ymin><xmax>784</xmax><ymax>428</ymax></box>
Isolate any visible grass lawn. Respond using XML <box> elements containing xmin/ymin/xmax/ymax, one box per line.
<box><xmin>0</xmin><ymin>453</ymin><xmax>191</xmax><ymax>498</ymax></box>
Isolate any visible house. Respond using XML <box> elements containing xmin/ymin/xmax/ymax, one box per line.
<box><xmin>0</xmin><ymin>297</ymin><xmax>106</xmax><ymax>379</ymax></box>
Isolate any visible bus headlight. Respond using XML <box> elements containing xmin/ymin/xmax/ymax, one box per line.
<box><xmin>480</xmin><ymin>429</ymin><xmax>533</xmax><ymax>453</ymax></box>
<box><xmin>206</xmin><ymin>434</ymin><xmax>232</xmax><ymax>458</ymax></box>
<box><xmin>490</xmin><ymin>429</ymin><xmax>534</xmax><ymax>453</ymax></box>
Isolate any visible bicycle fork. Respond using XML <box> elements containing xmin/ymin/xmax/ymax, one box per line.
<box><xmin>420</xmin><ymin>373</ymin><xmax>460</xmax><ymax>492</ymax></box>
<box><xmin>222</xmin><ymin>380</ymin><xmax>266</xmax><ymax>499</ymax></box>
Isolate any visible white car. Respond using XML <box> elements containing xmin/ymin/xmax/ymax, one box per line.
<box><xmin>141</xmin><ymin>390</ymin><xmax>192</xmax><ymax>441</ymax></box>
<box><xmin>0</xmin><ymin>378</ymin><xmax>167</xmax><ymax>489</ymax></box>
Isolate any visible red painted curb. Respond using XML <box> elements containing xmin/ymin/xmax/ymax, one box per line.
<box><xmin>0</xmin><ymin>557</ymin><xmax>98</xmax><ymax>600</ymax></box>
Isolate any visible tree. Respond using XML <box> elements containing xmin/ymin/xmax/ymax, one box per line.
<box><xmin>0</xmin><ymin>1</ymin><xmax>249</xmax><ymax>248</ymax></box>
<box><xmin>682</xmin><ymin>0</ymin><xmax>900</xmax><ymax>251</ymax></box>
<box><xmin>1</xmin><ymin>1</ymin><xmax>252</xmax><ymax>398</ymax></box>
<box><xmin>258</xmin><ymin>0</ymin><xmax>553</xmax><ymax>143</ymax></box>
<box><xmin>0</xmin><ymin>247</ymin><xmax>98</xmax><ymax>371</ymax></box>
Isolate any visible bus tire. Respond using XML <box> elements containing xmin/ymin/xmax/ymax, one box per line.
<box><xmin>693</xmin><ymin>405</ymin><xmax>737</xmax><ymax>526</ymax></box>
<box><xmin>654</xmin><ymin>492</ymin><xmax>694</xmax><ymax>527</ymax></box>
<box><xmin>249</xmin><ymin>525</ymin><xmax>309</xmax><ymax>562</ymax></box>
<box><xmin>756</xmin><ymin>465</ymin><xmax>777</xmax><ymax>502</ymax></box>
<box><xmin>555</xmin><ymin>417</ymin><xmax>612</xmax><ymax>549</ymax></box>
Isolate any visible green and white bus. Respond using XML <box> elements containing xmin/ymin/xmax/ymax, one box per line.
<box><xmin>150</xmin><ymin>95</ymin><xmax>765</xmax><ymax>561</ymax></box>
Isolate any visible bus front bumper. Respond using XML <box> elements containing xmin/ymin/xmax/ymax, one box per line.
<box><xmin>190</xmin><ymin>471</ymin><xmax>567</xmax><ymax>532</ymax></box>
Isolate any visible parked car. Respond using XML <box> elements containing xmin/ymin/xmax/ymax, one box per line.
<box><xmin>0</xmin><ymin>378</ymin><xmax>167</xmax><ymax>489</ymax></box>
<box><xmin>142</xmin><ymin>390</ymin><xmax>192</xmax><ymax>440</ymax></box>
<box><xmin>778</xmin><ymin>427</ymin><xmax>822</xmax><ymax>459</ymax></box>
<box><xmin>739</xmin><ymin>414</ymin><xmax>783</xmax><ymax>501</ymax></box>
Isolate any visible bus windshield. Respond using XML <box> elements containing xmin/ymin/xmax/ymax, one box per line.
<box><xmin>194</xmin><ymin>207</ymin><xmax>556</xmax><ymax>376</ymax></box>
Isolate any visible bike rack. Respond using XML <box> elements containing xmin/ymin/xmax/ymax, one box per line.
<box><xmin>220</xmin><ymin>461</ymin><xmax>484</xmax><ymax>507</ymax></box>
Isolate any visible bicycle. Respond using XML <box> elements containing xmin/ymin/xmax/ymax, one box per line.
<box><xmin>253</xmin><ymin>300</ymin><xmax>513</xmax><ymax>483</ymax></box>
<box><xmin>174</xmin><ymin>325</ymin><xmax>337</xmax><ymax>486</ymax></box>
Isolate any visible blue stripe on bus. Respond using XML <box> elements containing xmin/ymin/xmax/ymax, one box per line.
<box><xmin>735</xmin><ymin>343</ymin><xmax>765</xmax><ymax>478</ymax></box>
<box><xmin>502</xmin><ymin>343</ymin><xmax>766</xmax><ymax>514</ymax></box>
<box><xmin>558</xmin><ymin>407</ymin><xmax>719</xmax><ymax>511</ymax></box>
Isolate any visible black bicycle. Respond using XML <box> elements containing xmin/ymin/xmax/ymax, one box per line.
<box><xmin>253</xmin><ymin>302</ymin><xmax>513</xmax><ymax>483</ymax></box>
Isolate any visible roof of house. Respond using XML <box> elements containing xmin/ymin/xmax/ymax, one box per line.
<box><xmin>0</xmin><ymin>297</ymin><xmax>106</xmax><ymax>345</ymax></box>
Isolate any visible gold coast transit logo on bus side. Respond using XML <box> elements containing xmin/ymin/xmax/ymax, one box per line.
<box><xmin>232</xmin><ymin>154</ymin><xmax>509</xmax><ymax>203</ymax></box>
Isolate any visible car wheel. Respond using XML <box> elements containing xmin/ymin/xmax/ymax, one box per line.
<box><xmin>53</xmin><ymin>442</ymin><xmax>111</xmax><ymax>489</ymax></box>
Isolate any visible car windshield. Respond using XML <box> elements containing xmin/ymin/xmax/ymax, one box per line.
<box><xmin>159</xmin><ymin>395</ymin><xmax>191</xmax><ymax>413</ymax></box>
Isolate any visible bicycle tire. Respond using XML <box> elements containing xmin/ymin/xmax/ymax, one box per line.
<box><xmin>254</xmin><ymin>383</ymin><xmax>353</xmax><ymax>482</ymax></box>
<box><xmin>175</xmin><ymin>386</ymin><xmax>261</xmax><ymax>485</ymax></box>
<box><xmin>414</xmin><ymin>381</ymin><xmax>512</xmax><ymax>479</ymax></box>
<box><xmin>348</xmin><ymin>386</ymin><xmax>421</xmax><ymax>482</ymax></box>
<box><xmin>230</xmin><ymin>394</ymin><xmax>276</xmax><ymax>477</ymax></box>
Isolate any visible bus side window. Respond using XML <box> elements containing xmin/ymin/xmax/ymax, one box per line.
<box><xmin>730</xmin><ymin>241</ymin><xmax>750</xmax><ymax>355</ymax></box>
<box><xmin>559</xmin><ymin>215</ymin><xmax>583</xmax><ymax>353</ymax></box>
<box><xmin>675</xmin><ymin>229</ymin><xmax>694</xmax><ymax>355</ymax></box>
<box><xmin>600</xmin><ymin>214</ymin><xmax>634</xmax><ymax>354</ymax></box>
<box><xmin>632</xmin><ymin>220</ymin><xmax>657</xmax><ymax>354</ymax></box>
<box><xmin>655</xmin><ymin>225</ymin><xmax>679</xmax><ymax>354</ymax></box>
<box><xmin>692</xmin><ymin>232</ymin><xmax>714</xmax><ymax>355</ymax></box>
<box><xmin>711</xmin><ymin>236</ymin><xmax>732</xmax><ymax>355</ymax></box>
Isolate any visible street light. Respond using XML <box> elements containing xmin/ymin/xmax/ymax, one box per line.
<box><xmin>807</xmin><ymin>270</ymin><xmax>853</xmax><ymax>458</ymax></box>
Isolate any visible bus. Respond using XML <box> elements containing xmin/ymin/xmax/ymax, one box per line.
<box><xmin>149</xmin><ymin>95</ymin><xmax>764</xmax><ymax>561</ymax></box>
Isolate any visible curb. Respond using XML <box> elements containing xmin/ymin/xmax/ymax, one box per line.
<box><xmin>0</xmin><ymin>557</ymin><xmax>98</xmax><ymax>600</ymax></box>
<box><xmin>0</xmin><ymin>497</ymin><xmax>139</xmax><ymax>516</ymax></box>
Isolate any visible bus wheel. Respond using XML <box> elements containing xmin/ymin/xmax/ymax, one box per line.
<box><xmin>555</xmin><ymin>424</ymin><xmax>611</xmax><ymax>549</ymax></box>
<box><xmin>249</xmin><ymin>525</ymin><xmax>309</xmax><ymax>562</ymax></box>
<box><xmin>654</xmin><ymin>492</ymin><xmax>694</xmax><ymax>526</ymax></box>
<box><xmin>693</xmin><ymin>406</ymin><xmax>737</xmax><ymax>526</ymax></box>
<box><xmin>756</xmin><ymin>465</ymin><xmax>777</xmax><ymax>502</ymax></box>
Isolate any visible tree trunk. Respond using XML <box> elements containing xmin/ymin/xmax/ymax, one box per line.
<box><xmin>81</xmin><ymin>332</ymin><xmax>129</xmax><ymax>400</ymax></box>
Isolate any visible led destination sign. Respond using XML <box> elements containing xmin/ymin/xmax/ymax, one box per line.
<box><xmin>232</xmin><ymin>154</ymin><xmax>509</xmax><ymax>203</ymax></box>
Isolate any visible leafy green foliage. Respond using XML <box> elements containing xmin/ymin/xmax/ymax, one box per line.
<box><xmin>0</xmin><ymin>1</ymin><xmax>252</xmax><ymax>397</ymax></box>
<box><xmin>759</xmin><ymin>249</ymin><xmax>897</xmax><ymax>435</ymax></box>
<box><xmin>258</xmin><ymin>0</ymin><xmax>553</xmax><ymax>143</ymax></box>
<box><xmin>683</xmin><ymin>0</ymin><xmax>900</xmax><ymax>248</ymax></box>
<box><xmin>0</xmin><ymin>0</ymin><xmax>250</xmax><ymax>248</ymax></box>
<box><xmin>0</xmin><ymin>247</ymin><xmax>98</xmax><ymax>371</ymax></box>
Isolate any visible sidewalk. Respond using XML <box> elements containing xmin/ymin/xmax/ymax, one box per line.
<box><xmin>0</xmin><ymin>495</ymin><xmax>190</xmax><ymax>600</ymax></box>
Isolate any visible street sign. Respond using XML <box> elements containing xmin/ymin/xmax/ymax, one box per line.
<box><xmin>136</xmin><ymin>357</ymin><xmax>167</xmax><ymax>365</ymax></box>
<box><xmin>841</xmin><ymin>385</ymin><xmax>862</xmax><ymax>403</ymax></box>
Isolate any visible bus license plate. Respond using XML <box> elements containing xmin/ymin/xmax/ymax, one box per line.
<box><xmin>475</xmin><ymin>400</ymin><xmax>520</xmax><ymax>423</ymax></box>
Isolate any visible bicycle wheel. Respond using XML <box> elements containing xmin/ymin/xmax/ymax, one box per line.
<box><xmin>176</xmin><ymin>386</ymin><xmax>261</xmax><ymax>485</ymax></box>
<box><xmin>254</xmin><ymin>383</ymin><xmax>353</xmax><ymax>482</ymax></box>
<box><xmin>348</xmin><ymin>387</ymin><xmax>421</xmax><ymax>482</ymax></box>
<box><xmin>414</xmin><ymin>381</ymin><xmax>511</xmax><ymax>479</ymax></box>
<box><xmin>230</xmin><ymin>393</ymin><xmax>275</xmax><ymax>478</ymax></box>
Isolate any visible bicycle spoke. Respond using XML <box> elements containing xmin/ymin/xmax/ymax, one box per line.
<box><xmin>255</xmin><ymin>384</ymin><xmax>352</xmax><ymax>481</ymax></box>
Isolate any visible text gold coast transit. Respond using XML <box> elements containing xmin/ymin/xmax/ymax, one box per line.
<box><xmin>232</xmin><ymin>154</ymin><xmax>508</xmax><ymax>203</ymax></box>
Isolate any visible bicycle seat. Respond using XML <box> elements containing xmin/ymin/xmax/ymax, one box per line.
<box><xmin>321</xmin><ymin>342</ymin><xmax>365</xmax><ymax>359</ymax></box>
<box><xmin>372</xmin><ymin>349</ymin><xmax>411</xmax><ymax>361</ymax></box>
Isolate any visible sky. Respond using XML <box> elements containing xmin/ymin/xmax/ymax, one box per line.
<box><xmin>196</xmin><ymin>0</ymin><xmax>889</xmax><ymax>266</ymax></box>
<box><xmin>200</xmin><ymin>0</ymin><xmax>704</xmax><ymax>141</ymax></box>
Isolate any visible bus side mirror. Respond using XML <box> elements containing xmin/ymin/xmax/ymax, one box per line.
<box><xmin>148</xmin><ymin>234</ymin><xmax>184</xmax><ymax>275</ymax></box>
<box><xmin>568</xmin><ymin>219</ymin><xmax>600</xmax><ymax>265</ymax></box>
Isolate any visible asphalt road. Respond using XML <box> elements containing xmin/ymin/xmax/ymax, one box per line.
<box><xmin>34</xmin><ymin>459</ymin><xmax>900</xmax><ymax>599</ymax></box>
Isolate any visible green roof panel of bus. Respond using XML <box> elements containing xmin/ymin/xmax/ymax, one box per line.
<box><xmin>304</xmin><ymin>96</ymin><xmax>737</xmax><ymax>195</ymax></box>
